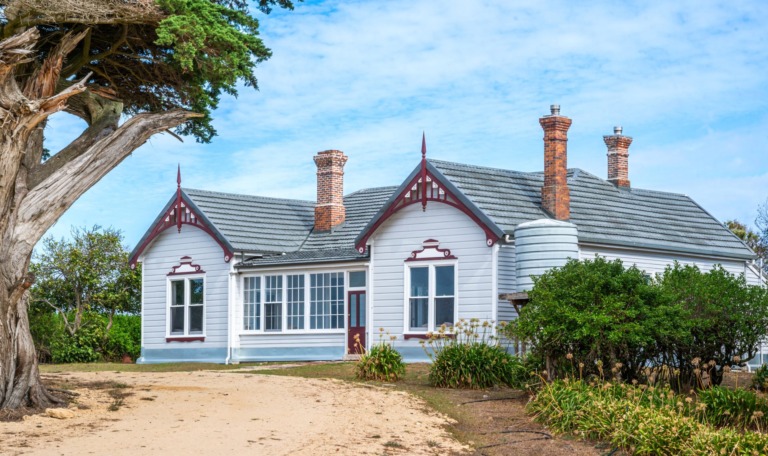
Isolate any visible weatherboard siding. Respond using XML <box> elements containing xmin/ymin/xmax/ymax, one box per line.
<box><xmin>579</xmin><ymin>244</ymin><xmax>761</xmax><ymax>284</ymax></box>
<box><xmin>370</xmin><ymin>202</ymin><xmax>495</xmax><ymax>359</ymax></box>
<box><xmin>140</xmin><ymin>226</ymin><xmax>230</xmax><ymax>362</ymax></box>
<box><xmin>497</xmin><ymin>245</ymin><xmax>517</xmax><ymax>322</ymax></box>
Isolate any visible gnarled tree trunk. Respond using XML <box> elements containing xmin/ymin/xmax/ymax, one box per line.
<box><xmin>0</xmin><ymin>28</ymin><xmax>199</xmax><ymax>409</ymax></box>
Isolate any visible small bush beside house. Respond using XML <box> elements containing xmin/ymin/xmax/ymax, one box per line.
<box><xmin>424</xmin><ymin>320</ymin><xmax>526</xmax><ymax>389</ymax></box>
<box><xmin>354</xmin><ymin>332</ymin><xmax>406</xmax><ymax>382</ymax></box>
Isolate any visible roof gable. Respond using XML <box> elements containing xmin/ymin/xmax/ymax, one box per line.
<box><xmin>354</xmin><ymin>160</ymin><xmax>505</xmax><ymax>252</ymax></box>
<box><xmin>129</xmin><ymin>190</ymin><xmax>235</xmax><ymax>268</ymax></box>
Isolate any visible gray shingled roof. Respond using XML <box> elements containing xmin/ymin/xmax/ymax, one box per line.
<box><xmin>138</xmin><ymin>158</ymin><xmax>752</xmax><ymax>267</ymax></box>
<box><xmin>183</xmin><ymin>186</ymin><xmax>397</xmax><ymax>268</ymax></box>
<box><xmin>429</xmin><ymin>159</ymin><xmax>754</xmax><ymax>259</ymax></box>
<box><xmin>183</xmin><ymin>188</ymin><xmax>315</xmax><ymax>253</ymax></box>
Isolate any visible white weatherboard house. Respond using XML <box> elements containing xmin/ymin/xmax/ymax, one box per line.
<box><xmin>130</xmin><ymin>106</ymin><xmax>765</xmax><ymax>365</ymax></box>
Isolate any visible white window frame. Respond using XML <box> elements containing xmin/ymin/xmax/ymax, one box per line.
<box><xmin>240</xmin><ymin>269</ymin><xmax>349</xmax><ymax>335</ymax></box>
<box><xmin>166</xmin><ymin>274</ymin><xmax>206</xmax><ymax>337</ymax></box>
<box><xmin>403</xmin><ymin>261</ymin><xmax>458</xmax><ymax>334</ymax></box>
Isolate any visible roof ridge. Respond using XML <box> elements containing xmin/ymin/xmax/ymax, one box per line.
<box><xmin>183</xmin><ymin>187</ymin><xmax>314</xmax><ymax>205</ymax></box>
<box><xmin>428</xmin><ymin>158</ymin><xmax>539</xmax><ymax>178</ymax></box>
<box><xmin>344</xmin><ymin>185</ymin><xmax>400</xmax><ymax>198</ymax></box>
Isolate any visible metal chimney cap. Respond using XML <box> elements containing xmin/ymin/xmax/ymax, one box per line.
<box><xmin>550</xmin><ymin>104</ymin><xmax>560</xmax><ymax>116</ymax></box>
<box><xmin>614</xmin><ymin>126</ymin><xmax>623</xmax><ymax>135</ymax></box>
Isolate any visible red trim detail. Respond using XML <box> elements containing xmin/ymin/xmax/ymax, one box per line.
<box><xmin>176</xmin><ymin>165</ymin><xmax>183</xmax><ymax>233</ymax></box>
<box><xmin>355</xmin><ymin>168</ymin><xmax>500</xmax><ymax>252</ymax></box>
<box><xmin>405</xmin><ymin>239</ymin><xmax>457</xmax><ymax>262</ymax></box>
<box><xmin>168</xmin><ymin>256</ymin><xmax>206</xmax><ymax>276</ymax></box>
<box><xmin>404</xmin><ymin>333</ymin><xmax>456</xmax><ymax>340</ymax></box>
<box><xmin>166</xmin><ymin>336</ymin><xmax>205</xmax><ymax>342</ymax></box>
<box><xmin>130</xmin><ymin>193</ymin><xmax>234</xmax><ymax>268</ymax></box>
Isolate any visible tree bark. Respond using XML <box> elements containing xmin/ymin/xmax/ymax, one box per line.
<box><xmin>0</xmin><ymin>27</ymin><xmax>200</xmax><ymax>410</ymax></box>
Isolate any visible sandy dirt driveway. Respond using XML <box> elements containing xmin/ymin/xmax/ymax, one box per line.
<box><xmin>1</xmin><ymin>369</ymin><xmax>470</xmax><ymax>456</ymax></box>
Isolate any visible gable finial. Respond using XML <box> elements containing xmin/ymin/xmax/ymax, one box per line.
<box><xmin>421</xmin><ymin>132</ymin><xmax>427</xmax><ymax>211</ymax></box>
<box><xmin>176</xmin><ymin>164</ymin><xmax>183</xmax><ymax>233</ymax></box>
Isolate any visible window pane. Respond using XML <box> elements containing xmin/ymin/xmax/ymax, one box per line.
<box><xmin>189</xmin><ymin>305</ymin><xmax>204</xmax><ymax>334</ymax></box>
<box><xmin>435</xmin><ymin>297</ymin><xmax>454</xmax><ymax>327</ymax></box>
<box><xmin>243</xmin><ymin>277</ymin><xmax>260</xmax><ymax>330</ymax></box>
<box><xmin>265</xmin><ymin>275</ymin><xmax>282</xmax><ymax>331</ymax></box>
<box><xmin>435</xmin><ymin>266</ymin><xmax>454</xmax><ymax>296</ymax></box>
<box><xmin>410</xmin><ymin>267</ymin><xmax>428</xmax><ymax>297</ymax></box>
<box><xmin>350</xmin><ymin>294</ymin><xmax>357</xmax><ymax>327</ymax></box>
<box><xmin>172</xmin><ymin>280</ymin><xmax>185</xmax><ymax>305</ymax></box>
<box><xmin>349</xmin><ymin>271</ymin><xmax>366</xmax><ymax>288</ymax></box>
<box><xmin>409</xmin><ymin>298</ymin><xmax>428</xmax><ymax>331</ymax></box>
<box><xmin>190</xmin><ymin>278</ymin><xmax>204</xmax><ymax>304</ymax></box>
<box><xmin>310</xmin><ymin>272</ymin><xmax>344</xmax><ymax>329</ymax></box>
<box><xmin>286</xmin><ymin>274</ymin><xmax>304</xmax><ymax>330</ymax></box>
<box><xmin>170</xmin><ymin>306</ymin><xmax>185</xmax><ymax>334</ymax></box>
<box><xmin>265</xmin><ymin>303</ymin><xmax>282</xmax><ymax>331</ymax></box>
<box><xmin>359</xmin><ymin>294</ymin><xmax>366</xmax><ymax>327</ymax></box>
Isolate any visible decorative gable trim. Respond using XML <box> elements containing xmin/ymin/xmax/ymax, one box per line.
<box><xmin>355</xmin><ymin>144</ymin><xmax>504</xmax><ymax>253</ymax></box>
<box><xmin>129</xmin><ymin>168</ymin><xmax>234</xmax><ymax>268</ymax></box>
<box><xmin>168</xmin><ymin>256</ymin><xmax>206</xmax><ymax>275</ymax></box>
<box><xmin>405</xmin><ymin>239</ymin><xmax>457</xmax><ymax>262</ymax></box>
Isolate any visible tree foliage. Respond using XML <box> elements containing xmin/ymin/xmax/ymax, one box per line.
<box><xmin>513</xmin><ymin>257</ymin><xmax>768</xmax><ymax>390</ymax></box>
<box><xmin>727</xmin><ymin>219</ymin><xmax>767</xmax><ymax>271</ymax></box>
<box><xmin>30</xmin><ymin>226</ymin><xmax>140</xmax><ymax>336</ymax></box>
<box><xmin>1</xmin><ymin>0</ymin><xmax>295</xmax><ymax>141</ymax></box>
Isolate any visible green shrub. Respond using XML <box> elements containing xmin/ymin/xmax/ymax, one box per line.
<box><xmin>355</xmin><ymin>332</ymin><xmax>406</xmax><ymax>382</ymax></box>
<box><xmin>102</xmin><ymin>315</ymin><xmax>141</xmax><ymax>362</ymax></box>
<box><xmin>31</xmin><ymin>310</ymin><xmax>141</xmax><ymax>363</ymax></box>
<box><xmin>512</xmin><ymin>257</ymin><xmax>768</xmax><ymax>390</ymax></box>
<box><xmin>51</xmin><ymin>321</ymin><xmax>105</xmax><ymax>363</ymax></box>
<box><xmin>424</xmin><ymin>319</ymin><xmax>526</xmax><ymax>389</ymax></box>
<box><xmin>528</xmin><ymin>379</ymin><xmax>768</xmax><ymax>455</ymax></box>
<box><xmin>753</xmin><ymin>364</ymin><xmax>768</xmax><ymax>392</ymax></box>
<box><xmin>697</xmin><ymin>386</ymin><xmax>768</xmax><ymax>431</ymax></box>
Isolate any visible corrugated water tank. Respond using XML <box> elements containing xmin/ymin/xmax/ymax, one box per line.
<box><xmin>514</xmin><ymin>219</ymin><xmax>578</xmax><ymax>292</ymax></box>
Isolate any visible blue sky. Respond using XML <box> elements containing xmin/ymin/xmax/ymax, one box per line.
<box><xmin>44</xmin><ymin>0</ymin><xmax>768</xmax><ymax>249</ymax></box>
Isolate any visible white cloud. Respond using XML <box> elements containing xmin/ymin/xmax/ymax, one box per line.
<box><xmin>45</xmin><ymin>0</ymin><xmax>768</xmax><ymax>246</ymax></box>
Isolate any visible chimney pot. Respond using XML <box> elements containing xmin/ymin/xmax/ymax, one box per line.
<box><xmin>314</xmin><ymin>149</ymin><xmax>348</xmax><ymax>231</ymax></box>
<box><xmin>604</xmin><ymin>128</ymin><xmax>633</xmax><ymax>188</ymax></box>
<box><xmin>539</xmin><ymin>106</ymin><xmax>572</xmax><ymax>220</ymax></box>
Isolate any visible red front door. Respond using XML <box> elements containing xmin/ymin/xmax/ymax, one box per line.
<box><xmin>347</xmin><ymin>291</ymin><xmax>366</xmax><ymax>354</ymax></box>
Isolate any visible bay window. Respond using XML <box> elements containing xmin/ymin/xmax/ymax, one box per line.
<box><xmin>407</xmin><ymin>264</ymin><xmax>456</xmax><ymax>332</ymax></box>
<box><xmin>242</xmin><ymin>271</ymin><xmax>346</xmax><ymax>332</ymax></box>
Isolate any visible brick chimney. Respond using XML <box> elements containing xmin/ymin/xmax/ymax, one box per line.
<box><xmin>604</xmin><ymin>126</ymin><xmax>632</xmax><ymax>188</ymax></box>
<box><xmin>539</xmin><ymin>104</ymin><xmax>572</xmax><ymax>220</ymax></box>
<box><xmin>314</xmin><ymin>150</ymin><xmax>348</xmax><ymax>231</ymax></box>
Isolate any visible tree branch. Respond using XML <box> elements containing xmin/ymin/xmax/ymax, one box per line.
<box><xmin>17</xmin><ymin>109</ymin><xmax>202</xmax><ymax>244</ymax></box>
<box><xmin>24</xmin><ymin>29</ymin><xmax>89</xmax><ymax>99</ymax></box>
